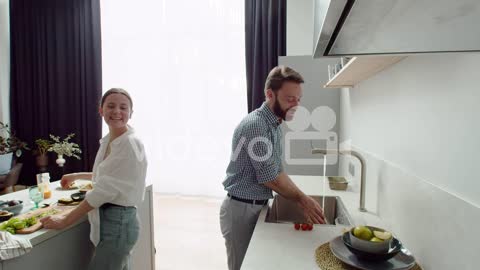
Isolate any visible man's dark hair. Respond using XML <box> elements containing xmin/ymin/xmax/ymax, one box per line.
<box><xmin>264</xmin><ymin>66</ymin><xmax>304</xmax><ymax>95</ymax></box>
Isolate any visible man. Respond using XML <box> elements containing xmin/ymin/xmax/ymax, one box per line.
<box><xmin>220</xmin><ymin>66</ymin><xmax>325</xmax><ymax>270</ymax></box>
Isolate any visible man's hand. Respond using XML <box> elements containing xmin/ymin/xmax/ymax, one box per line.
<box><xmin>40</xmin><ymin>215</ymin><xmax>70</xmax><ymax>230</ymax></box>
<box><xmin>298</xmin><ymin>195</ymin><xmax>326</xmax><ymax>224</ymax></box>
<box><xmin>263</xmin><ymin>172</ymin><xmax>327</xmax><ymax>224</ymax></box>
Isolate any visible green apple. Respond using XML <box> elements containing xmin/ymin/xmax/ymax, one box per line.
<box><xmin>373</xmin><ymin>230</ymin><xmax>392</xmax><ymax>240</ymax></box>
<box><xmin>353</xmin><ymin>226</ymin><xmax>373</xmax><ymax>240</ymax></box>
<box><xmin>370</xmin><ymin>237</ymin><xmax>383</xmax><ymax>242</ymax></box>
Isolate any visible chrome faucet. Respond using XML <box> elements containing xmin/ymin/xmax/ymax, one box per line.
<box><xmin>312</xmin><ymin>148</ymin><xmax>367</xmax><ymax>212</ymax></box>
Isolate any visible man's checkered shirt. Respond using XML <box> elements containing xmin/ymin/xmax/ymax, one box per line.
<box><xmin>222</xmin><ymin>102</ymin><xmax>283</xmax><ymax>200</ymax></box>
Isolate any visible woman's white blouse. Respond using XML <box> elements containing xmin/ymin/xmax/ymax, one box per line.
<box><xmin>85</xmin><ymin>128</ymin><xmax>148</xmax><ymax>246</ymax></box>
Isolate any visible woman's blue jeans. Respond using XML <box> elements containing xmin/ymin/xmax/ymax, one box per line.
<box><xmin>88</xmin><ymin>204</ymin><xmax>139</xmax><ymax>270</ymax></box>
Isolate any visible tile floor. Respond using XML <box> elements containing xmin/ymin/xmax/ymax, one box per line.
<box><xmin>153</xmin><ymin>193</ymin><xmax>227</xmax><ymax>270</ymax></box>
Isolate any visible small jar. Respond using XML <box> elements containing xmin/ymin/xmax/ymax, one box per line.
<box><xmin>41</xmin><ymin>173</ymin><xmax>52</xmax><ymax>199</ymax></box>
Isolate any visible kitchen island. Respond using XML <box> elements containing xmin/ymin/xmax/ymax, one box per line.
<box><xmin>242</xmin><ymin>175</ymin><xmax>386</xmax><ymax>270</ymax></box>
<box><xmin>0</xmin><ymin>180</ymin><xmax>155</xmax><ymax>270</ymax></box>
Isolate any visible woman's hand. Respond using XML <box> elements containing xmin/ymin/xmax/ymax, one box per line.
<box><xmin>60</xmin><ymin>173</ymin><xmax>77</xmax><ymax>189</ymax></box>
<box><xmin>40</xmin><ymin>215</ymin><xmax>70</xmax><ymax>230</ymax></box>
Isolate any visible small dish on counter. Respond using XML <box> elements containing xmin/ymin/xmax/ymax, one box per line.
<box><xmin>70</xmin><ymin>192</ymin><xmax>85</xmax><ymax>202</ymax></box>
<box><xmin>58</xmin><ymin>197</ymin><xmax>74</xmax><ymax>205</ymax></box>
<box><xmin>328</xmin><ymin>176</ymin><xmax>348</xmax><ymax>190</ymax></box>
<box><xmin>78</xmin><ymin>182</ymin><xmax>93</xmax><ymax>193</ymax></box>
<box><xmin>56</xmin><ymin>185</ymin><xmax>78</xmax><ymax>191</ymax></box>
<box><xmin>0</xmin><ymin>200</ymin><xmax>24</xmax><ymax>215</ymax></box>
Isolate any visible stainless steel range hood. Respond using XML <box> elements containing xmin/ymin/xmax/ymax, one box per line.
<box><xmin>313</xmin><ymin>0</ymin><xmax>480</xmax><ymax>57</ymax></box>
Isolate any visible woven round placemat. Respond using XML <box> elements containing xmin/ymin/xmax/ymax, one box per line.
<box><xmin>314</xmin><ymin>243</ymin><xmax>422</xmax><ymax>270</ymax></box>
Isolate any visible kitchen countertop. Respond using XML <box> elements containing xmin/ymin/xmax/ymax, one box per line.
<box><xmin>1</xmin><ymin>181</ymin><xmax>155</xmax><ymax>270</ymax></box>
<box><xmin>241</xmin><ymin>175</ymin><xmax>387</xmax><ymax>270</ymax></box>
<box><xmin>0</xmin><ymin>179</ymin><xmax>91</xmax><ymax>246</ymax></box>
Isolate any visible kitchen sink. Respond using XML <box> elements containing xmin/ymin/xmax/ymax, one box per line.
<box><xmin>265</xmin><ymin>195</ymin><xmax>352</xmax><ymax>225</ymax></box>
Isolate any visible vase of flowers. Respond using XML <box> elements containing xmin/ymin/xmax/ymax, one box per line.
<box><xmin>48</xmin><ymin>133</ymin><xmax>82</xmax><ymax>167</ymax></box>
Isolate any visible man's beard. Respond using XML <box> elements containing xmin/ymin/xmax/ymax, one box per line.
<box><xmin>273</xmin><ymin>94</ymin><xmax>287</xmax><ymax>120</ymax></box>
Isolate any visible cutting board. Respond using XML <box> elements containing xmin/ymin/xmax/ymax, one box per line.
<box><xmin>14</xmin><ymin>204</ymin><xmax>77</xmax><ymax>234</ymax></box>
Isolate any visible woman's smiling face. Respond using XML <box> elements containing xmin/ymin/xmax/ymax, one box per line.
<box><xmin>99</xmin><ymin>93</ymin><xmax>132</xmax><ymax>130</ymax></box>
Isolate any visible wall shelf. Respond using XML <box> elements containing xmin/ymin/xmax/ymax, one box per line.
<box><xmin>324</xmin><ymin>55</ymin><xmax>407</xmax><ymax>88</ymax></box>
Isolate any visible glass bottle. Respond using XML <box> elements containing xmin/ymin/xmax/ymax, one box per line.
<box><xmin>41</xmin><ymin>173</ymin><xmax>52</xmax><ymax>199</ymax></box>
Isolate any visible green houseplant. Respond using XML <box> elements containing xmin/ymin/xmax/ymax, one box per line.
<box><xmin>0</xmin><ymin>122</ymin><xmax>29</xmax><ymax>157</ymax></box>
<box><xmin>34</xmin><ymin>138</ymin><xmax>52</xmax><ymax>172</ymax></box>
<box><xmin>0</xmin><ymin>122</ymin><xmax>29</xmax><ymax>175</ymax></box>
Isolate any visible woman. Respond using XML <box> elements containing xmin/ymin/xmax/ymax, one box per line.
<box><xmin>41</xmin><ymin>88</ymin><xmax>148</xmax><ymax>270</ymax></box>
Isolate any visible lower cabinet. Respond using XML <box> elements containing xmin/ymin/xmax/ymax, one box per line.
<box><xmin>1</xmin><ymin>185</ymin><xmax>155</xmax><ymax>270</ymax></box>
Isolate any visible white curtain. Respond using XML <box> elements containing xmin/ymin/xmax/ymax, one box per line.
<box><xmin>101</xmin><ymin>0</ymin><xmax>246</xmax><ymax>197</ymax></box>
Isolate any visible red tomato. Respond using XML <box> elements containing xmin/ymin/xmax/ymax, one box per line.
<box><xmin>308</xmin><ymin>224</ymin><xmax>313</xmax><ymax>231</ymax></box>
<box><xmin>294</xmin><ymin>223</ymin><xmax>300</xmax><ymax>230</ymax></box>
<box><xmin>301</xmin><ymin>223</ymin><xmax>309</xmax><ymax>231</ymax></box>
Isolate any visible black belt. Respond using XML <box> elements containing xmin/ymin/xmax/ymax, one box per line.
<box><xmin>101</xmin><ymin>203</ymin><xmax>134</xmax><ymax>209</ymax></box>
<box><xmin>227</xmin><ymin>194</ymin><xmax>268</xmax><ymax>205</ymax></box>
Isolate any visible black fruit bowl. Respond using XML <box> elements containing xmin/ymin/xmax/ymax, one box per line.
<box><xmin>70</xmin><ymin>192</ymin><xmax>85</xmax><ymax>202</ymax></box>
<box><xmin>342</xmin><ymin>232</ymin><xmax>402</xmax><ymax>261</ymax></box>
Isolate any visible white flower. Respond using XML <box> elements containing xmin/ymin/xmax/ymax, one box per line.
<box><xmin>48</xmin><ymin>133</ymin><xmax>82</xmax><ymax>160</ymax></box>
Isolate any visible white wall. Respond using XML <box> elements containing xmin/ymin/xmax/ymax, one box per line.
<box><xmin>0</xmin><ymin>0</ymin><xmax>9</xmax><ymax>124</ymax></box>
<box><xmin>349</xmin><ymin>53</ymin><xmax>480</xmax><ymax>206</ymax></box>
<box><xmin>279</xmin><ymin>56</ymin><xmax>340</xmax><ymax>176</ymax></box>
<box><xmin>286</xmin><ymin>0</ymin><xmax>313</xmax><ymax>56</ymax></box>
<box><xmin>339</xmin><ymin>53</ymin><xmax>480</xmax><ymax>269</ymax></box>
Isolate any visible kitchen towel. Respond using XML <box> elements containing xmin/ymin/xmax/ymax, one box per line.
<box><xmin>0</xmin><ymin>231</ymin><xmax>33</xmax><ymax>260</ymax></box>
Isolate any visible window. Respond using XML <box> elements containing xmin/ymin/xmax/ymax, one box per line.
<box><xmin>101</xmin><ymin>0</ymin><xmax>246</xmax><ymax>196</ymax></box>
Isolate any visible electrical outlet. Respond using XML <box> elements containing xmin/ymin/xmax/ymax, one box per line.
<box><xmin>348</xmin><ymin>162</ymin><xmax>355</xmax><ymax>176</ymax></box>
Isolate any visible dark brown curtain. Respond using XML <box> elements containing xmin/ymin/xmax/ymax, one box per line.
<box><xmin>9</xmin><ymin>0</ymin><xmax>102</xmax><ymax>184</ymax></box>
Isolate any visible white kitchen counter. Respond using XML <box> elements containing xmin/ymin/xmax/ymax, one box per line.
<box><xmin>242</xmin><ymin>175</ymin><xmax>386</xmax><ymax>270</ymax></box>
<box><xmin>0</xmin><ymin>180</ymin><xmax>91</xmax><ymax>245</ymax></box>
